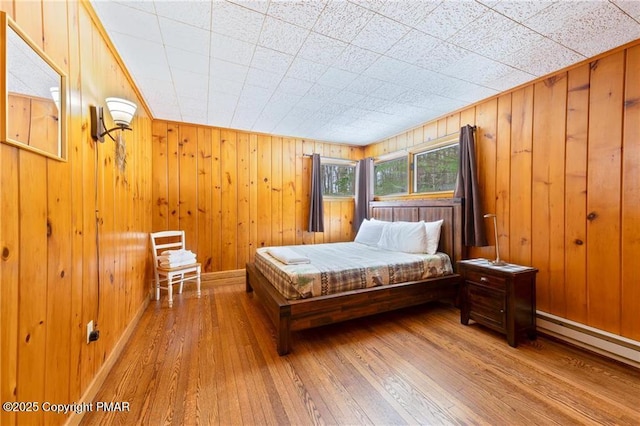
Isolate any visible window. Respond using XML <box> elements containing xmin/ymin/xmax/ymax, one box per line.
<box><xmin>321</xmin><ymin>162</ymin><xmax>355</xmax><ymax>196</ymax></box>
<box><xmin>413</xmin><ymin>143</ymin><xmax>459</xmax><ymax>193</ymax></box>
<box><xmin>374</xmin><ymin>155</ymin><xmax>408</xmax><ymax>196</ymax></box>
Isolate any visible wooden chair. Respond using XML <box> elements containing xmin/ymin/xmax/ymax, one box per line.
<box><xmin>150</xmin><ymin>231</ymin><xmax>201</xmax><ymax>307</ymax></box>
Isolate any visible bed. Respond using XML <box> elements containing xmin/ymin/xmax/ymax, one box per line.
<box><xmin>245</xmin><ymin>198</ymin><xmax>464</xmax><ymax>355</ymax></box>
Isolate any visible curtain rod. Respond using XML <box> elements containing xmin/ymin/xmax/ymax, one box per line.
<box><xmin>303</xmin><ymin>153</ymin><xmax>357</xmax><ymax>163</ymax></box>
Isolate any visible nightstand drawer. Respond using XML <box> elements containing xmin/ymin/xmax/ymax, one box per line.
<box><xmin>465</xmin><ymin>270</ymin><xmax>506</xmax><ymax>289</ymax></box>
<box><xmin>467</xmin><ymin>284</ymin><xmax>505</xmax><ymax>329</ymax></box>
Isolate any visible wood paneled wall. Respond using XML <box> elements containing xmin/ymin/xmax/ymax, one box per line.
<box><xmin>0</xmin><ymin>1</ymin><xmax>152</xmax><ymax>425</ymax></box>
<box><xmin>152</xmin><ymin>121</ymin><xmax>363</xmax><ymax>272</ymax></box>
<box><xmin>365</xmin><ymin>43</ymin><xmax>640</xmax><ymax>342</ymax></box>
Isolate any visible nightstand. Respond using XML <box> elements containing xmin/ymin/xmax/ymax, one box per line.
<box><xmin>458</xmin><ymin>258</ymin><xmax>538</xmax><ymax>347</ymax></box>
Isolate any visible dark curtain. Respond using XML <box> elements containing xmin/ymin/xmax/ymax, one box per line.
<box><xmin>454</xmin><ymin>125</ymin><xmax>488</xmax><ymax>247</ymax></box>
<box><xmin>353</xmin><ymin>157</ymin><xmax>373</xmax><ymax>232</ymax></box>
<box><xmin>308</xmin><ymin>153</ymin><xmax>324</xmax><ymax>232</ymax></box>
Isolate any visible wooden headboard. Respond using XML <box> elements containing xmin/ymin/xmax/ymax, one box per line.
<box><xmin>369</xmin><ymin>198</ymin><xmax>464</xmax><ymax>270</ymax></box>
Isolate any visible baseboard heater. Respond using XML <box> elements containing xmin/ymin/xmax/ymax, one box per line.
<box><xmin>536</xmin><ymin>311</ymin><xmax>640</xmax><ymax>369</ymax></box>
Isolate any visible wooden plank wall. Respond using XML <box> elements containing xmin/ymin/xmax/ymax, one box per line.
<box><xmin>365</xmin><ymin>42</ymin><xmax>640</xmax><ymax>343</ymax></box>
<box><xmin>0</xmin><ymin>2</ymin><xmax>152</xmax><ymax>425</ymax></box>
<box><xmin>152</xmin><ymin>121</ymin><xmax>363</xmax><ymax>272</ymax></box>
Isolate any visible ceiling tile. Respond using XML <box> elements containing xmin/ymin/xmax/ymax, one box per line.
<box><xmin>210</xmin><ymin>58</ymin><xmax>249</xmax><ymax>84</ymax></box>
<box><xmin>306</xmin><ymin>83</ymin><xmax>341</xmax><ymax>102</ymax></box>
<box><xmin>370</xmin><ymin>82</ymin><xmax>408</xmax><ymax>101</ymax></box>
<box><xmin>448</xmin><ymin>10</ymin><xmax>543</xmax><ymax>60</ymax></box>
<box><xmin>332</xmin><ymin>44</ymin><xmax>381</xmax><ymax>74</ymax></box>
<box><xmin>317</xmin><ymin>67</ymin><xmax>359</xmax><ymax>90</ymax></box>
<box><xmin>250</xmin><ymin>46</ymin><xmax>294</xmax><ymax>76</ymax></box>
<box><xmin>172</xmin><ymin>69</ymin><xmax>209</xmax><ymax>100</ymax></box>
<box><xmin>209</xmin><ymin>76</ymin><xmax>244</xmax><ymax>97</ymax></box>
<box><xmin>345</xmin><ymin>75</ymin><xmax>385</xmax><ymax>95</ymax></box>
<box><xmin>376</xmin><ymin>1</ymin><xmax>440</xmax><ymax>28</ymax></box>
<box><xmin>208</xmin><ymin>91</ymin><xmax>237</xmax><ymax>126</ymax></box>
<box><xmin>415</xmin><ymin>1</ymin><xmax>489</xmax><ymax>39</ymax></box>
<box><xmin>258</xmin><ymin>16</ymin><xmax>310</xmax><ymax>55</ymax></box>
<box><xmin>297</xmin><ymin>32</ymin><xmax>348</xmax><ymax>66</ymax></box>
<box><xmin>491</xmin><ymin>0</ymin><xmax>556</xmax><ymax>22</ymax></box>
<box><xmin>211</xmin><ymin>0</ymin><xmax>265</xmax><ymax>44</ymax></box>
<box><xmin>166</xmin><ymin>47</ymin><xmax>209</xmax><ymax>74</ymax></box>
<box><xmin>277</xmin><ymin>77</ymin><xmax>313</xmax><ymax>96</ymax></box>
<box><xmin>91</xmin><ymin>0</ymin><xmax>640</xmax><ymax>146</ymax></box>
<box><xmin>385</xmin><ymin>30</ymin><xmax>441</xmax><ymax>65</ymax></box>
<box><xmin>112</xmin><ymin>1</ymin><xmax>156</xmax><ymax>14</ymax></box>
<box><xmin>286</xmin><ymin>57</ymin><xmax>329</xmax><ymax>83</ymax></box>
<box><xmin>154</xmin><ymin>1</ymin><xmax>212</xmax><ymax>30</ymax></box>
<box><xmin>158</xmin><ymin>17</ymin><xmax>210</xmax><ymax>56</ymax></box>
<box><xmin>612</xmin><ymin>0</ymin><xmax>640</xmax><ymax>20</ymax></box>
<box><xmin>501</xmin><ymin>37</ymin><xmax>584</xmax><ymax>77</ymax></box>
<box><xmin>331</xmin><ymin>90</ymin><xmax>366</xmax><ymax>107</ymax></box>
<box><xmin>312</xmin><ymin>0</ymin><xmax>375</xmax><ymax>43</ymax></box>
<box><xmin>351</xmin><ymin>13</ymin><xmax>411</xmax><ymax>54</ymax></box>
<box><xmin>415</xmin><ymin>42</ymin><xmax>470</xmax><ymax>73</ymax></box>
<box><xmin>531</xmin><ymin>2</ymin><xmax>640</xmax><ymax>57</ymax></box>
<box><xmin>179</xmin><ymin>96</ymin><xmax>208</xmax><ymax>122</ymax></box>
<box><xmin>227</xmin><ymin>0</ymin><xmax>270</xmax><ymax>14</ymax></box>
<box><xmin>267</xmin><ymin>0</ymin><xmax>328</xmax><ymax>29</ymax></box>
<box><xmin>93</xmin><ymin>1</ymin><xmax>161</xmax><ymax>42</ymax></box>
<box><xmin>245</xmin><ymin>67</ymin><xmax>283</xmax><ymax>90</ymax></box>
<box><xmin>210</xmin><ymin>33</ymin><xmax>255</xmax><ymax>66</ymax></box>
<box><xmin>108</xmin><ymin>32</ymin><xmax>171</xmax><ymax>80</ymax></box>
<box><xmin>362</xmin><ymin>55</ymin><xmax>411</xmax><ymax>81</ymax></box>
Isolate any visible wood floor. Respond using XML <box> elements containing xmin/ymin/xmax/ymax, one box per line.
<box><xmin>81</xmin><ymin>281</ymin><xmax>640</xmax><ymax>425</ymax></box>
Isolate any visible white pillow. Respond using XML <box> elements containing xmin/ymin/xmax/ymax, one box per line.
<box><xmin>424</xmin><ymin>219</ymin><xmax>444</xmax><ymax>255</ymax></box>
<box><xmin>377</xmin><ymin>221</ymin><xmax>427</xmax><ymax>253</ymax></box>
<box><xmin>354</xmin><ymin>219</ymin><xmax>388</xmax><ymax>246</ymax></box>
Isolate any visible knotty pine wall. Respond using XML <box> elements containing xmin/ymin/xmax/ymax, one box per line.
<box><xmin>1</xmin><ymin>1</ymin><xmax>152</xmax><ymax>425</ymax></box>
<box><xmin>366</xmin><ymin>42</ymin><xmax>640</xmax><ymax>343</ymax></box>
<box><xmin>152</xmin><ymin>121</ymin><xmax>363</xmax><ymax>272</ymax></box>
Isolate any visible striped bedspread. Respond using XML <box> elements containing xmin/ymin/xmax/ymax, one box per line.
<box><xmin>254</xmin><ymin>242</ymin><xmax>453</xmax><ymax>300</ymax></box>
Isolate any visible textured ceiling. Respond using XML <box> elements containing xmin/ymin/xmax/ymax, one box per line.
<box><xmin>90</xmin><ymin>0</ymin><xmax>640</xmax><ymax>145</ymax></box>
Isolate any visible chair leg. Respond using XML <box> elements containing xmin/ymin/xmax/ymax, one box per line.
<box><xmin>196</xmin><ymin>266</ymin><xmax>201</xmax><ymax>298</ymax></box>
<box><xmin>179</xmin><ymin>273</ymin><xmax>184</xmax><ymax>294</ymax></box>
<box><xmin>155</xmin><ymin>276</ymin><xmax>160</xmax><ymax>301</ymax></box>
<box><xmin>167</xmin><ymin>275</ymin><xmax>174</xmax><ymax>308</ymax></box>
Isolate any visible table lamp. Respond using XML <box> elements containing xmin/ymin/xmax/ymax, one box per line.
<box><xmin>484</xmin><ymin>214</ymin><xmax>506</xmax><ymax>266</ymax></box>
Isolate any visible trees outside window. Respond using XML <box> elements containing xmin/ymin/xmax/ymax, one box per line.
<box><xmin>321</xmin><ymin>163</ymin><xmax>355</xmax><ymax>196</ymax></box>
<box><xmin>414</xmin><ymin>144</ymin><xmax>459</xmax><ymax>193</ymax></box>
<box><xmin>374</xmin><ymin>156</ymin><xmax>408</xmax><ymax>196</ymax></box>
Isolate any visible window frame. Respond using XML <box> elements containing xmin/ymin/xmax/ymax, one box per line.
<box><xmin>411</xmin><ymin>135</ymin><xmax>460</xmax><ymax>195</ymax></box>
<box><xmin>373</xmin><ymin>150</ymin><xmax>409</xmax><ymax>197</ymax></box>
<box><xmin>319</xmin><ymin>157</ymin><xmax>357</xmax><ymax>198</ymax></box>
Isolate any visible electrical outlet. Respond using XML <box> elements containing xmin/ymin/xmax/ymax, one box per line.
<box><xmin>87</xmin><ymin>320</ymin><xmax>94</xmax><ymax>344</ymax></box>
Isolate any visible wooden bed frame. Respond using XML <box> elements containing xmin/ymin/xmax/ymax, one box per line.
<box><xmin>245</xmin><ymin>198</ymin><xmax>464</xmax><ymax>355</ymax></box>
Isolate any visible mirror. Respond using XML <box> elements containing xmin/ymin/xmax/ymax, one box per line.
<box><xmin>1</xmin><ymin>12</ymin><xmax>67</xmax><ymax>160</ymax></box>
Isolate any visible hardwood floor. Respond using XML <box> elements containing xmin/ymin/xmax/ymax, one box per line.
<box><xmin>81</xmin><ymin>281</ymin><xmax>640</xmax><ymax>425</ymax></box>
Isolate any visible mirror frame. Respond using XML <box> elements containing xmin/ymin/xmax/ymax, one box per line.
<box><xmin>1</xmin><ymin>11</ymin><xmax>68</xmax><ymax>161</ymax></box>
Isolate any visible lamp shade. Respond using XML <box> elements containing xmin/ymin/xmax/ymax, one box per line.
<box><xmin>105</xmin><ymin>97</ymin><xmax>137</xmax><ymax>127</ymax></box>
<box><xmin>50</xmin><ymin>86</ymin><xmax>60</xmax><ymax>110</ymax></box>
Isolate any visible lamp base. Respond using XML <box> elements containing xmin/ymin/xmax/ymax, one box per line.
<box><xmin>489</xmin><ymin>259</ymin><xmax>507</xmax><ymax>266</ymax></box>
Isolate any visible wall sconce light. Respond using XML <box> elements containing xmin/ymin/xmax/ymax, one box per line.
<box><xmin>50</xmin><ymin>86</ymin><xmax>60</xmax><ymax>111</ymax></box>
<box><xmin>484</xmin><ymin>213</ymin><xmax>506</xmax><ymax>266</ymax></box>
<box><xmin>90</xmin><ymin>97</ymin><xmax>137</xmax><ymax>143</ymax></box>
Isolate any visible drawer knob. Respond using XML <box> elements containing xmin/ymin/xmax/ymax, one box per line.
<box><xmin>480</xmin><ymin>277</ymin><xmax>489</xmax><ymax>283</ymax></box>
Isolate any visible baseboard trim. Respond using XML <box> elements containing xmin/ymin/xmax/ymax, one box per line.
<box><xmin>65</xmin><ymin>296</ymin><xmax>150</xmax><ymax>426</ymax></box>
<box><xmin>536</xmin><ymin>311</ymin><xmax>640</xmax><ymax>369</ymax></box>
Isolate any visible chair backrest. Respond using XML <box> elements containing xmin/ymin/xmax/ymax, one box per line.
<box><xmin>150</xmin><ymin>230</ymin><xmax>186</xmax><ymax>266</ymax></box>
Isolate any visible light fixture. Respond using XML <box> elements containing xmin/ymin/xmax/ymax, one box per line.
<box><xmin>90</xmin><ymin>97</ymin><xmax>137</xmax><ymax>142</ymax></box>
<box><xmin>50</xmin><ymin>86</ymin><xmax>60</xmax><ymax>111</ymax></box>
<box><xmin>484</xmin><ymin>214</ymin><xmax>506</xmax><ymax>266</ymax></box>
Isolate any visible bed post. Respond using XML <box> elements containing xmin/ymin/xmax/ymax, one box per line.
<box><xmin>277</xmin><ymin>311</ymin><xmax>292</xmax><ymax>355</ymax></box>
